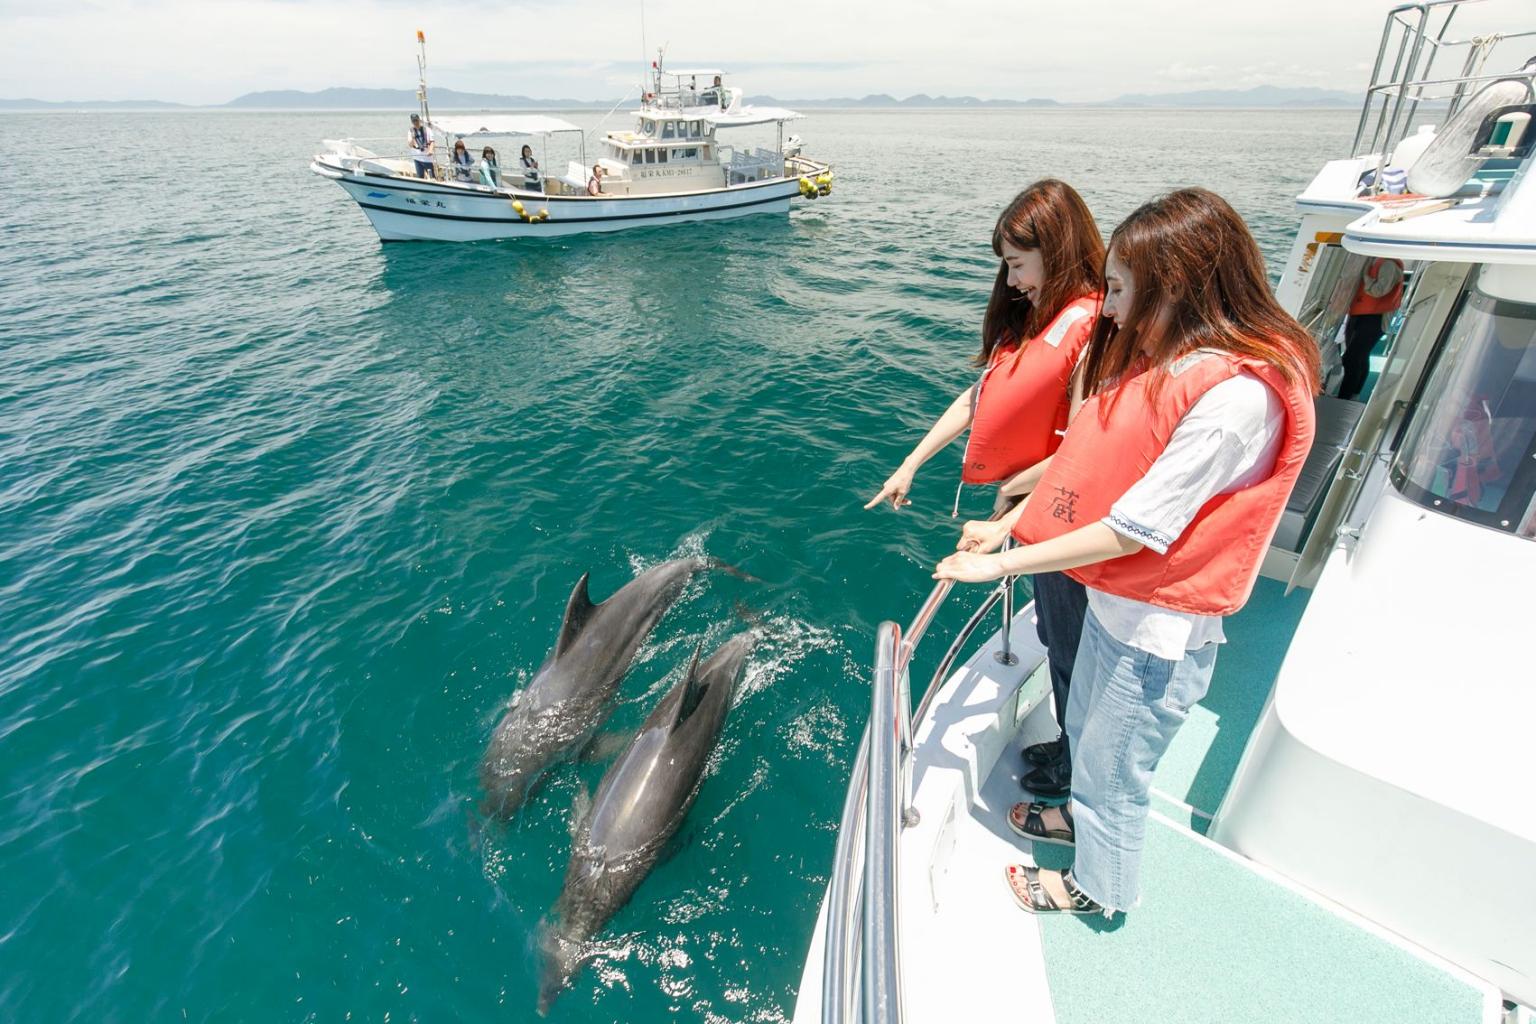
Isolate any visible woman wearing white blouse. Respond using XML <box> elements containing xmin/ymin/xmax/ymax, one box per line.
<box><xmin>934</xmin><ymin>188</ymin><xmax>1320</xmax><ymax>917</ymax></box>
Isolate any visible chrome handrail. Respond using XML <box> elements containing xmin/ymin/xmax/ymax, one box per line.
<box><xmin>823</xmin><ymin>723</ymin><xmax>867</xmax><ymax>1024</ymax></box>
<box><xmin>863</xmin><ymin>623</ymin><xmax>904</xmax><ymax>1024</ymax></box>
<box><xmin>912</xmin><ymin>585</ymin><xmax>1006</xmax><ymax>729</ymax></box>
<box><xmin>824</xmin><ymin>512</ymin><xmax>1020</xmax><ymax>1024</ymax></box>
<box><xmin>1350</xmin><ymin>2</ymin><xmax>1536</xmax><ymax>166</ymax></box>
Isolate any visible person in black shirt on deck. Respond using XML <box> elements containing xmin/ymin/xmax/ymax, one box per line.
<box><xmin>408</xmin><ymin>114</ymin><xmax>434</xmax><ymax>178</ymax></box>
<box><xmin>520</xmin><ymin>145</ymin><xmax>541</xmax><ymax>191</ymax></box>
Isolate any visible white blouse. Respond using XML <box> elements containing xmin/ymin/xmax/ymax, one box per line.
<box><xmin>1089</xmin><ymin>370</ymin><xmax>1284</xmax><ymax>660</ymax></box>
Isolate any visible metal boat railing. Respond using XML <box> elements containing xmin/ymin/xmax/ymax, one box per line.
<box><xmin>1351</xmin><ymin>2</ymin><xmax>1536</xmax><ymax>181</ymax></box>
<box><xmin>822</xmin><ymin>533</ymin><xmax>1019</xmax><ymax>1024</ymax></box>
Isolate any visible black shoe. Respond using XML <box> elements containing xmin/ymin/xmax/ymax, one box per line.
<box><xmin>1022</xmin><ymin>736</ymin><xmax>1064</xmax><ymax>768</ymax></box>
<box><xmin>1020</xmin><ymin>759</ymin><xmax>1071</xmax><ymax>798</ymax></box>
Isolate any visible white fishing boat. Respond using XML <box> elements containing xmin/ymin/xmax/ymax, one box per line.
<box><xmin>310</xmin><ymin>37</ymin><xmax>833</xmax><ymax>242</ymax></box>
<box><xmin>797</xmin><ymin>4</ymin><xmax>1536</xmax><ymax>1022</ymax></box>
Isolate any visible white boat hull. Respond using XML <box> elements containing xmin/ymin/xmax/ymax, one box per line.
<box><xmin>311</xmin><ymin>159</ymin><xmax>807</xmax><ymax>241</ymax></box>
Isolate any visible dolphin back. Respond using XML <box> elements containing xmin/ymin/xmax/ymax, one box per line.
<box><xmin>538</xmin><ymin>631</ymin><xmax>754</xmax><ymax>1009</ymax></box>
<box><xmin>479</xmin><ymin>560</ymin><xmax>705</xmax><ymax>820</ymax></box>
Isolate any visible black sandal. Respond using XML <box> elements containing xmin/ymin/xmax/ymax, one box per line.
<box><xmin>1004</xmin><ymin>865</ymin><xmax>1101</xmax><ymax>916</ymax></box>
<box><xmin>1007</xmin><ymin>800</ymin><xmax>1075</xmax><ymax>846</ymax></box>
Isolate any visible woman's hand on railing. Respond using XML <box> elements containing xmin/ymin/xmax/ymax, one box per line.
<box><xmin>957</xmin><ymin>518</ymin><xmax>1009</xmax><ymax>553</ymax></box>
<box><xmin>932</xmin><ymin>550</ymin><xmax>1008</xmax><ymax>583</ymax></box>
<box><xmin>864</xmin><ymin>464</ymin><xmax>915</xmax><ymax>510</ymax></box>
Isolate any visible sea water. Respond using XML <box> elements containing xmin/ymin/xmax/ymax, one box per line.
<box><xmin>0</xmin><ymin>107</ymin><xmax>1350</xmax><ymax>1021</ymax></box>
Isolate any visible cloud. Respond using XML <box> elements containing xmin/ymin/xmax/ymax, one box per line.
<box><xmin>0</xmin><ymin>0</ymin><xmax>1521</xmax><ymax>105</ymax></box>
<box><xmin>1159</xmin><ymin>62</ymin><xmax>1221</xmax><ymax>83</ymax></box>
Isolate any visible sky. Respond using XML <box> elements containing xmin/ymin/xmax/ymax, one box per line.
<box><xmin>2</xmin><ymin>0</ymin><xmax>1528</xmax><ymax>104</ymax></box>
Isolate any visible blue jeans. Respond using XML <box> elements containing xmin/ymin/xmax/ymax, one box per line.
<box><xmin>414</xmin><ymin>160</ymin><xmax>434</xmax><ymax>178</ymax></box>
<box><xmin>1064</xmin><ymin>608</ymin><xmax>1218</xmax><ymax>912</ymax></box>
<box><xmin>1030</xmin><ymin>571</ymin><xmax>1088</xmax><ymax>743</ymax></box>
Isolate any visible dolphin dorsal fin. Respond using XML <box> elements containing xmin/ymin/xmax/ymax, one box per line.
<box><xmin>556</xmin><ymin>572</ymin><xmax>596</xmax><ymax>656</ymax></box>
<box><xmin>671</xmin><ymin>644</ymin><xmax>707</xmax><ymax>731</ymax></box>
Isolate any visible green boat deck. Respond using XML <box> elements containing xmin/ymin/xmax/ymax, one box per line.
<box><xmin>1012</xmin><ymin>574</ymin><xmax>1495</xmax><ymax>1023</ymax></box>
<box><xmin>1031</xmin><ymin>817</ymin><xmax>1490</xmax><ymax>1024</ymax></box>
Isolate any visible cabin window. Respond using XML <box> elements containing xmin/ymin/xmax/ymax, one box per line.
<box><xmin>642</xmin><ymin>119</ymin><xmax>655</xmax><ymax>135</ymax></box>
<box><xmin>662</xmin><ymin>122</ymin><xmax>675</xmax><ymax>139</ymax></box>
<box><xmin>656</xmin><ymin>148</ymin><xmax>667</xmax><ymax>163</ymax></box>
<box><xmin>643</xmin><ymin>149</ymin><xmax>655</xmax><ymax>164</ymax></box>
<box><xmin>1392</xmin><ymin>282</ymin><xmax>1536</xmax><ymax>539</ymax></box>
<box><xmin>690</xmin><ymin>120</ymin><xmax>702</xmax><ymax>136</ymax></box>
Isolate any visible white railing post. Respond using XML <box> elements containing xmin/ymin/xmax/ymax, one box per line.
<box><xmin>863</xmin><ymin>623</ymin><xmax>904</xmax><ymax>1024</ymax></box>
<box><xmin>822</xmin><ymin>724</ymin><xmax>868</xmax><ymax>1024</ymax></box>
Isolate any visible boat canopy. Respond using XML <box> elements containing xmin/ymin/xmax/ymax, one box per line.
<box><xmin>664</xmin><ymin>67</ymin><xmax>726</xmax><ymax>78</ymax></box>
<box><xmin>704</xmin><ymin>106</ymin><xmax>804</xmax><ymax>128</ymax></box>
<box><xmin>429</xmin><ymin>115</ymin><xmax>582</xmax><ymax>139</ymax></box>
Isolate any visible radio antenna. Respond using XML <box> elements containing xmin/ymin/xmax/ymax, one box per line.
<box><xmin>639</xmin><ymin>0</ymin><xmax>648</xmax><ymax>82</ymax></box>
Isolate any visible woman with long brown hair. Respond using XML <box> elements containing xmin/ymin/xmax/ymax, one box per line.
<box><xmin>867</xmin><ymin>179</ymin><xmax>1104</xmax><ymax>797</ymax></box>
<box><xmin>935</xmin><ymin>188</ymin><xmax>1319</xmax><ymax>917</ymax></box>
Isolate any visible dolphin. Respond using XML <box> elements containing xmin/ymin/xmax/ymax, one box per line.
<box><xmin>536</xmin><ymin>631</ymin><xmax>754</xmax><ymax>1014</ymax></box>
<box><xmin>479</xmin><ymin>557</ymin><xmax>706</xmax><ymax>820</ymax></box>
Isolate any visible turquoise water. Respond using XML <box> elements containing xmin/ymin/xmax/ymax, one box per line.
<box><xmin>0</xmin><ymin>108</ymin><xmax>1350</xmax><ymax>1022</ymax></box>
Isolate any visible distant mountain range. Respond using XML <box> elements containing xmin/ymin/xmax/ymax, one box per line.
<box><xmin>0</xmin><ymin>84</ymin><xmax>1360</xmax><ymax>111</ymax></box>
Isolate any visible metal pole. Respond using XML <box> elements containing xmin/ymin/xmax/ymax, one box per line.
<box><xmin>1401</xmin><ymin>4</ymin><xmax>1458</xmax><ymax>135</ymax></box>
<box><xmin>863</xmin><ymin>623</ymin><xmax>905</xmax><ymax>1024</ymax></box>
<box><xmin>1383</xmin><ymin>6</ymin><xmax>1433</xmax><ymax>170</ymax></box>
<box><xmin>994</xmin><ymin>536</ymin><xmax>1018</xmax><ymax>666</ymax></box>
<box><xmin>416</xmin><ymin>30</ymin><xmax>436</xmax><ymax>178</ymax></box>
<box><xmin>823</xmin><ymin>724</ymin><xmax>868</xmax><ymax>1024</ymax></box>
<box><xmin>1352</xmin><ymin>9</ymin><xmax>1401</xmax><ymax>154</ymax></box>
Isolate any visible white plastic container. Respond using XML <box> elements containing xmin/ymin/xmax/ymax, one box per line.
<box><xmin>1389</xmin><ymin>124</ymin><xmax>1437</xmax><ymax>173</ymax></box>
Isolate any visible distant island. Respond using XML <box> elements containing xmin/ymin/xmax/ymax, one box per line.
<box><xmin>1</xmin><ymin>84</ymin><xmax>1360</xmax><ymax>112</ymax></box>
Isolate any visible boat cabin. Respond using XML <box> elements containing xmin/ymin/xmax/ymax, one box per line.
<box><xmin>586</xmin><ymin>114</ymin><xmax>725</xmax><ymax>195</ymax></box>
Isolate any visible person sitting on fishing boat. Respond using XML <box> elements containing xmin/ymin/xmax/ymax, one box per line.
<box><xmin>520</xmin><ymin>145</ymin><xmax>541</xmax><ymax>191</ymax></box>
<box><xmin>478</xmin><ymin>146</ymin><xmax>500</xmax><ymax>187</ymax></box>
<box><xmin>935</xmin><ymin>188</ymin><xmax>1319</xmax><ymax>918</ymax></box>
<box><xmin>408</xmin><ymin>113</ymin><xmax>434</xmax><ymax>179</ymax></box>
<box><xmin>867</xmin><ymin>179</ymin><xmax>1104</xmax><ymax>798</ymax></box>
<box><xmin>450</xmin><ymin>139</ymin><xmax>474</xmax><ymax>182</ymax></box>
<box><xmin>587</xmin><ymin>164</ymin><xmax>606</xmax><ymax>196</ymax></box>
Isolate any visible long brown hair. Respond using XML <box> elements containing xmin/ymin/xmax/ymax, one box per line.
<box><xmin>977</xmin><ymin>179</ymin><xmax>1105</xmax><ymax>365</ymax></box>
<box><xmin>1080</xmin><ymin>188</ymin><xmax>1321</xmax><ymax>403</ymax></box>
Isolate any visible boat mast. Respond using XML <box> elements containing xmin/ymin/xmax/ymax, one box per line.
<box><xmin>415</xmin><ymin>29</ymin><xmax>432</xmax><ymax>128</ymax></box>
<box><xmin>639</xmin><ymin>0</ymin><xmax>648</xmax><ymax>87</ymax></box>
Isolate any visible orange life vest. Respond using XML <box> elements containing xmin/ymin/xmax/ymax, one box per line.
<box><xmin>1013</xmin><ymin>349</ymin><xmax>1317</xmax><ymax>615</ymax></box>
<box><xmin>1349</xmin><ymin>258</ymin><xmax>1404</xmax><ymax>316</ymax></box>
<box><xmin>960</xmin><ymin>295</ymin><xmax>1099</xmax><ymax>484</ymax></box>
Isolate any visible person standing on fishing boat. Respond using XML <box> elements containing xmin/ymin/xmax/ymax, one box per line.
<box><xmin>935</xmin><ymin>188</ymin><xmax>1319</xmax><ymax>918</ymax></box>
<box><xmin>519</xmin><ymin>145</ymin><xmax>541</xmax><ymax>191</ymax></box>
<box><xmin>1339</xmin><ymin>257</ymin><xmax>1404</xmax><ymax>401</ymax></box>
<box><xmin>866</xmin><ymin>179</ymin><xmax>1104</xmax><ymax>798</ymax></box>
<box><xmin>408</xmin><ymin>113</ymin><xmax>434</xmax><ymax>179</ymax></box>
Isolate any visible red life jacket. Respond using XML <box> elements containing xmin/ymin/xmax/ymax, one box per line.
<box><xmin>1349</xmin><ymin>258</ymin><xmax>1404</xmax><ymax>316</ymax></box>
<box><xmin>960</xmin><ymin>295</ymin><xmax>1099</xmax><ymax>484</ymax></box>
<box><xmin>1013</xmin><ymin>349</ymin><xmax>1317</xmax><ymax>615</ymax></box>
